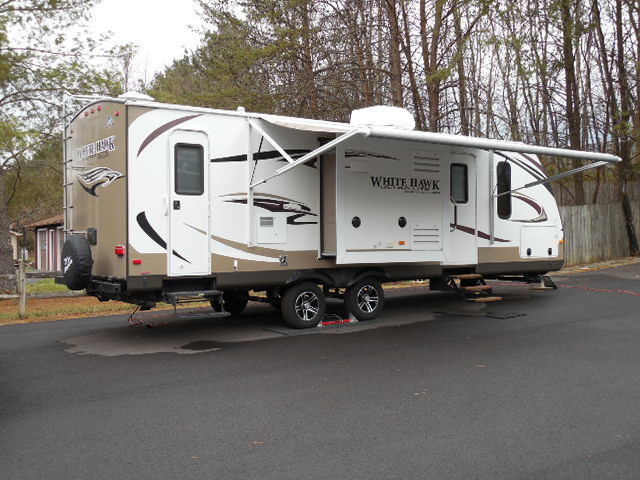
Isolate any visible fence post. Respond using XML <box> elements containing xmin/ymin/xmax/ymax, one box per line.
<box><xmin>18</xmin><ymin>258</ymin><xmax>26</xmax><ymax>319</ymax></box>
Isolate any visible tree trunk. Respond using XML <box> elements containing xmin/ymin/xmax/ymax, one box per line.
<box><xmin>560</xmin><ymin>0</ymin><xmax>585</xmax><ymax>204</ymax></box>
<box><xmin>300</xmin><ymin>2</ymin><xmax>319</xmax><ymax>118</ymax></box>
<box><xmin>453</xmin><ymin>2</ymin><xmax>469</xmax><ymax>136</ymax></box>
<box><xmin>614</xmin><ymin>0</ymin><xmax>639</xmax><ymax>255</ymax></box>
<box><xmin>421</xmin><ymin>0</ymin><xmax>444</xmax><ymax>132</ymax></box>
<box><xmin>0</xmin><ymin>168</ymin><xmax>17</xmax><ymax>293</ymax></box>
<box><xmin>399</xmin><ymin>0</ymin><xmax>424</xmax><ymax>129</ymax></box>
<box><xmin>384</xmin><ymin>0</ymin><xmax>403</xmax><ymax>107</ymax></box>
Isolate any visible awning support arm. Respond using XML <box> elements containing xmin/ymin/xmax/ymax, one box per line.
<box><xmin>493</xmin><ymin>160</ymin><xmax>611</xmax><ymax>197</ymax></box>
<box><xmin>488</xmin><ymin>149</ymin><xmax>495</xmax><ymax>244</ymax></box>
<box><xmin>250</xmin><ymin>128</ymin><xmax>366</xmax><ymax>189</ymax></box>
<box><xmin>246</xmin><ymin>121</ymin><xmax>256</xmax><ymax>247</ymax></box>
<box><xmin>247</xmin><ymin>119</ymin><xmax>296</xmax><ymax>164</ymax></box>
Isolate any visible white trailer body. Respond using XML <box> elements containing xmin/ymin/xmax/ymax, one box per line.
<box><xmin>59</xmin><ymin>96</ymin><xmax>619</xmax><ymax>327</ymax></box>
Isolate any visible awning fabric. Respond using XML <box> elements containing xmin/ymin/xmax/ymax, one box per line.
<box><xmin>257</xmin><ymin>113</ymin><xmax>620</xmax><ymax>164</ymax></box>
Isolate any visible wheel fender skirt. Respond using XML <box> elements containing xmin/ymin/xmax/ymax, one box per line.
<box><xmin>347</xmin><ymin>270</ymin><xmax>389</xmax><ymax>288</ymax></box>
<box><xmin>285</xmin><ymin>270</ymin><xmax>335</xmax><ymax>288</ymax></box>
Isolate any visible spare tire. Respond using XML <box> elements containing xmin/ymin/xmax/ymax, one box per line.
<box><xmin>61</xmin><ymin>235</ymin><xmax>92</xmax><ymax>290</ymax></box>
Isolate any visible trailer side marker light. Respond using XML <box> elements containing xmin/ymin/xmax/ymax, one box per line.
<box><xmin>115</xmin><ymin>245</ymin><xmax>125</xmax><ymax>256</ymax></box>
<box><xmin>559</xmin><ymin>239</ymin><xmax>564</xmax><ymax>244</ymax></box>
<box><xmin>97</xmin><ymin>105</ymin><xmax>102</xmax><ymax>111</ymax></box>
<box><xmin>84</xmin><ymin>111</ymin><xmax>89</xmax><ymax>117</ymax></box>
<box><xmin>132</xmin><ymin>259</ymin><xmax>142</xmax><ymax>265</ymax></box>
<box><xmin>114</xmin><ymin>110</ymin><xmax>120</xmax><ymax>117</ymax></box>
<box><xmin>399</xmin><ymin>241</ymin><xmax>405</xmax><ymax>245</ymax></box>
<box><xmin>90</xmin><ymin>109</ymin><xmax>95</xmax><ymax>114</ymax></box>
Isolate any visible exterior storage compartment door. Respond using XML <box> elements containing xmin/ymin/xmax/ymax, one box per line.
<box><xmin>168</xmin><ymin>130</ymin><xmax>211</xmax><ymax>276</ymax></box>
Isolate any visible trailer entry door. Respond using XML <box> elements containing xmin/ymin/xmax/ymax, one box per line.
<box><xmin>447</xmin><ymin>153</ymin><xmax>477</xmax><ymax>265</ymax></box>
<box><xmin>168</xmin><ymin>131</ymin><xmax>211</xmax><ymax>276</ymax></box>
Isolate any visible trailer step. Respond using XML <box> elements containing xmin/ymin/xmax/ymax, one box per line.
<box><xmin>165</xmin><ymin>289</ymin><xmax>223</xmax><ymax>306</ymax></box>
<box><xmin>469</xmin><ymin>296</ymin><xmax>502</xmax><ymax>303</ymax></box>
<box><xmin>459</xmin><ymin>285</ymin><xmax>492</xmax><ymax>293</ymax></box>
<box><xmin>166</xmin><ymin>289</ymin><xmax>222</xmax><ymax>298</ymax></box>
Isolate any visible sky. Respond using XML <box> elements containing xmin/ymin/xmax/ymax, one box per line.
<box><xmin>91</xmin><ymin>0</ymin><xmax>205</xmax><ymax>84</ymax></box>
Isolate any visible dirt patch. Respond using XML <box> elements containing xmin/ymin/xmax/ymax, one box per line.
<box><xmin>0</xmin><ymin>296</ymin><xmax>209</xmax><ymax>326</ymax></box>
<box><xmin>0</xmin><ymin>296</ymin><xmax>133</xmax><ymax>326</ymax></box>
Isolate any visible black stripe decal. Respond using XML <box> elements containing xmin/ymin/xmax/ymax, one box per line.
<box><xmin>136</xmin><ymin>212</ymin><xmax>191</xmax><ymax>263</ymax></box>
<box><xmin>450</xmin><ymin>223</ymin><xmax>510</xmax><ymax>242</ymax></box>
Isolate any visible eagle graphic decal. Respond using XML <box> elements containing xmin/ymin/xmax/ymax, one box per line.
<box><xmin>76</xmin><ymin>167</ymin><xmax>124</xmax><ymax>197</ymax></box>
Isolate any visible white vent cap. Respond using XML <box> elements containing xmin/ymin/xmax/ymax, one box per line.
<box><xmin>350</xmin><ymin>105</ymin><xmax>415</xmax><ymax>130</ymax></box>
<box><xmin>118</xmin><ymin>91</ymin><xmax>154</xmax><ymax>102</ymax></box>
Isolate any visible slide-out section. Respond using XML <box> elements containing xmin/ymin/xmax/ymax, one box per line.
<box><xmin>335</xmin><ymin>137</ymin><xmax>444</xmax><ymax>265</ymax></box>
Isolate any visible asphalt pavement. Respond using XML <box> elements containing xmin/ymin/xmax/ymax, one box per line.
<box><xmin>2</xmin><ymin>264</ymin><xmax>640</xmax><ymax>479</ymax></box>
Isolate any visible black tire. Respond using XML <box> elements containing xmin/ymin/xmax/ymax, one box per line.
<box><xmin>281</xmin><ymin>282</ymin><xmax>325</xmax><ymax>329</ymax></box>
<box><xmin>344</xmin><ymin>277</ymin><xmax>384</xmax><ymax>321</ymax></box>
<box><xmin>61</xmin><ymin>235</ymin><xmax>92</xmax><ymax>290</ymax></box>
<box><xmin>211</xmin><ymin>290</ymin><xmax>249</xmax><ymax>315</ymax></box>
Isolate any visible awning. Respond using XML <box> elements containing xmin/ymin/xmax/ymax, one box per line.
<box><xmin>249</xmin><ymin>114</ymin><xmax>621</xmax><ymax>189</ymax></box>
<box><xmin>257</xmin><ymin>113</ymin><xmax>356</xmax><ymax>134</ymax></box>
<box><xmin>259</xmin><ymin>113</ymin><xmax>620</xmax><ymax>163</ymax></box>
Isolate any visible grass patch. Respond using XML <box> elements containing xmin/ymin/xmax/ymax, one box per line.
<box><xmin>26</xmin><ymin>278</ymin><xmax>70</xmax><ymax>295</ymax></box>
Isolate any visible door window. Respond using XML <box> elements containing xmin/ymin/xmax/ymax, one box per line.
<box><xmin>497</xmin><ymin>161</ymin><xmax>511</xmax><ymax>219</ymax></box>
<box><xmin>450</xmin><ymin>163</ymin><xmax>468</xmax><ymax>204</ymax></box>
<box><xmin>175</xmin><ymin>144</ymin><xmax>204</xmax><ymax>195</ymax></box>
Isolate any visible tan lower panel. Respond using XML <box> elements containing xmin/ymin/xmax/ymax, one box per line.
<box><xmin>213</xmin><ymin>251</ymin><xmax>336</xmax><ymax>273</ymax></box>
<box><xmin>478</xmin><ymin>242</ymin><xmax>564</xmax><ymax>263</ymax></box>
<box><xmin>212</xmin><ymin>251</ymin><xmax>440</xmax><ymax>273</ymax></box>
<box><xmin>128</xmin><ymin>245</ymin><xmax>167</xmax><ymax>276</ymax></box>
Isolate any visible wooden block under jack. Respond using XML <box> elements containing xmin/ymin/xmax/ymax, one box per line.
<box><xmin>450</xmin><ymin>273</ymin><xmax>483</xmax><ymax>280</ymax></box>
<box><xmin>469</xmin><ymin>296</ymin><xmax>502</xmax><ymax>303</ymax></box>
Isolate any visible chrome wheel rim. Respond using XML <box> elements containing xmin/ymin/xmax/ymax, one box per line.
<box><xmin>357</xmin><ymin>285</ymin><xmax>379</xmax><ymax>313</ymax></box>
<box><xmin>294</xmin><ymin>291</ymin><xmax>320</xmax><ymax>322</ymax></box>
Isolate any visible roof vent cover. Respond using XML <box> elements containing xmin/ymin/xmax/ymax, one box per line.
<box><xmin>118</xmin><ymin>91</ymin><xmax>154</xmax><ymax>102</ymax></box>
<box><xmin>350</xmin><ymin>105</ymin><xmax>415</xmax><ymax>130</ymax></box>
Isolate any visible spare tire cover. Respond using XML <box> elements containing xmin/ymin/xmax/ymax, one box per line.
<box><xmin>61</xmin><ymin>235</ymin><xmax>92</xmax><ymax>290</ymax></box>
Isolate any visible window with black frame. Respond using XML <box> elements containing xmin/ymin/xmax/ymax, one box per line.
<box><xmin>497</xmin><ymin>161</ymin><xmax>511</xmax><ymax>218</ymax></box>
<box><xmin>450</xmin><ymin>163</ymin><xmax>468</xmax><ymax>204</ymax></box>
<box><xmin>175</xmin><ymin>144</ymin><xmax>204</xmax><ymax>195</ymax></box>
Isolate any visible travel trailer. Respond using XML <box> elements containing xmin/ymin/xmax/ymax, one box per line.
<box><xmin>58</xmin><ymin>94</ymin><xmax>620</xmax><ymax>328</ymax></box>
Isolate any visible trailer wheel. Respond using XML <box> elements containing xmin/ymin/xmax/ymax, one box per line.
<box><xmin>344</xmin><ymin>277</ymin><xmax>384</xmax><ymax>321</ymax></box>
<box><xmin>281</xmin><ymin>282</ymin><xmax>325</xmax><ymax>329</ymax></box>
<box><xmin>211</xmin><ymin>290</ymin><xmax>249</xmax><ymax>315</ymax></box>
<box><xmin>61</xmin><ymin>235</ymin><xmax>92</xmax><ymax>290</ymax></box>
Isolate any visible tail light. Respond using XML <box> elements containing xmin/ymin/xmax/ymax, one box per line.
<box><xmin>115</xmin><ymin>245</ymin><xmax>125</xmax><ymax>256</ymax></box>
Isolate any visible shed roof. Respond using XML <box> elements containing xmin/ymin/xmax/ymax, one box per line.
<box><xmin>27</xmin><ymin>214</ymin><xmax>64</xmax><ymax>229</ymax></box>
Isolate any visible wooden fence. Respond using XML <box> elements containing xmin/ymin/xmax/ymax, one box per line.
<box><xmin>559</xmin><ymin>200</ymin><xmax>640</xmax><ymax>266</ymax></box>
<box><xmin>553</xmin><ymin>180</ymin><xmax>640</xmax><ymax>206</ymax></box>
